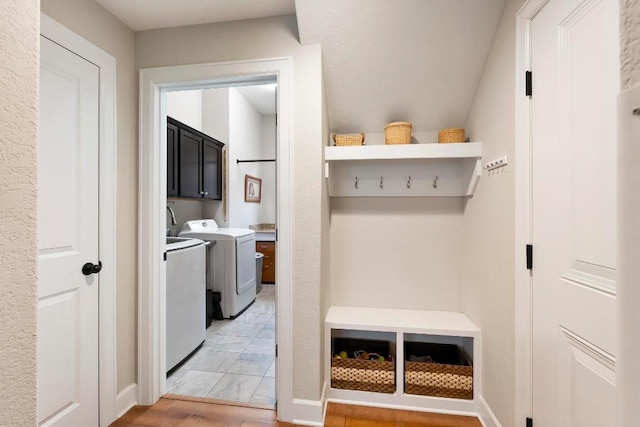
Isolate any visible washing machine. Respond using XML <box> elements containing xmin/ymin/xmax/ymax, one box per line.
<box><xmin>179</xmin><ymin>219</ymin><xmax>256</xmax><ymax>318</ymax></box>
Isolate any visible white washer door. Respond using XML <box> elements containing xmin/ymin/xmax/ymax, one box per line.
<box><xmin>236</xmin><ymin>234</ymin><xmax>256</xmax><ymax>294</ymax></box>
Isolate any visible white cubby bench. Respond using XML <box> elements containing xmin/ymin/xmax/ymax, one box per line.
<box><xmin>324</xmin><ymin>306</ymin><xmax>482</xmax><ymax>416</ymax></box>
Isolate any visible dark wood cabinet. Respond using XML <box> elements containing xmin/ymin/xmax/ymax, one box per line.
<box><xmin>167</xmin><ymin>122</ymin><xmax>179</xmax><ymax>197</ymax></box>
<box><xmin>167</xmin><ymin>117</ymin><xmax>224</xmax><ymax>200</ymax></box>
<box><xmin>256</xmin><ymin>241</ymin><xmax>276</xmax><ymax>283</ymax></box>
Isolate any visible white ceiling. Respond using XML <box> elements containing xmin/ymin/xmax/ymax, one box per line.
<box><xmin>95</xmin><ymin>0</ymin><xmax>295</xmax><ymax>31</ymax></box>
<box><xmin>296</xmin><ymin>0</ymin><xmax>506</xmax><ymax>134</ymax></box>
<box><xmin>236</xmin><ymin>84</ymin><xmax>277</xmax><ymax>115</ymax></box>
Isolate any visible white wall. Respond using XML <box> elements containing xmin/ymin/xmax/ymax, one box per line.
<box><xmin>167</xmin><ymin>89</ymin><xmax>203</xmax><ymax>131</ymax></box>
<box><xmin>258</xmin><ymin>114</ymin><xmax>277</xmax><ymax>225</ymax></box>
<box><xmin>228</xmin><ymin>88</ymin><xmax>264</xmax><ymax>228</ymax></box>
<box><xmin>330</xmin><ymin>198</ymin><xmax>464</xmax><ymax>311</ymax></box>
<box><xmin>0</xmin><ymin>1</ymin><xmax>38</xmax><ymax>425</ymax></box>
<box><xmin>461</xmin><ymin>0</ymin><xmax>524</xmax><ymax>425</ymax></box>
<box><xmin>167</xmin><ymin>199</ymin><xmax>204</xmax><ymax>236</ymax></box>
<box><xmin>136</xmin><ymin>15</ymin><xmax>325</xmax><ymax>400</ymax></box>
<box><xmin>41</xmin><ymin>0</ymin><xmax>139</xmax><ymax>395</ymax></box>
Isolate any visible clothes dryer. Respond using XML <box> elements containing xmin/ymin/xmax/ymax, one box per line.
<box><xmin>179</xmin><ymin>219</ymin><xmax>256</xmax><ymax>318</ymax></box>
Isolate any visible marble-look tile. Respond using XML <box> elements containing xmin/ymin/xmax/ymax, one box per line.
<box><xmin>206</xmin><ymin>373</ymin><xmax>262</xmax><ymax>402</ymax></box>
<box><xmin>215</xmin><ymin>336</ymin><xmax>253</xmax><ymax>353</ymax></box>
<box><xmin>166</xmin><ymin>369</ymin><xmax>224</xmax><ymax>397</ymax></box>
<box><xmin>245</xmin><ymin>337</ymin><xmax>276</xmax><ymax>355</ymax></box>
<box><xmin>265</xmin><ymin>359</ymin><xmax>275</xmax><ymax>378</ymax></box>
<box><xmin>166</xmin><ymin>366</ymin><xmax>188</xmax><ymax>390</ymax></box>
<box><xmin>250</xmin><ymin>377</ymin><xmax>276</xmax><ymax>406</ymax></box>
<box><xmin>202</xmin><ymin>333</ymin><xmax>225</xmax><ymax>347</ymax></box>
<box><xmin>227</xmin><ymin>353</ymin><xmax>274</xmax><ymax>376</ymax></box>
<box><xmin>240</xmin><ymin>313</ymin><xmax>272</xmax><ymax>325</ymax></box>
<box><xmin>226</xmin><ymin>323</ymin><xmax>264</xmax><ymax>338</ymax></box>
<box><xmin>207</xmin><ymin>320</ymin><xmax>237</xmax><ymax>335</ymax></box>
<box><xmin>265</xmin><ymin>314</ymin><xmax>275</xmax><ymax>326</ymax></box>
<box><xmin>183</xmin><ymin>349</ymin><xmax>239</xmax><ymax>373</ymax></box>
<box><xmin>256</xmin><ymin>324</ymin><xmax>275</xmax><ymax>339</ymax></box>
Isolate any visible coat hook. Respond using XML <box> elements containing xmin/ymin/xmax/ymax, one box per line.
<box><xmin>379</xmin><ymin>176</ymin><xmax>384</xmax><ymax>189</ymax></box>
<box><xmin>407</xmin><ymin>176</ymin><xmax>411</xmax><ymax>189</ymax></box>
<box><xmin>433</xmin><ymin>175</ymin><xmax>439</xmax><ymax>189</ymax></box>
<box><xmin>355</xmin><ymin>176</ymin><xmax>359</xmax><ymax>189</ymax></box>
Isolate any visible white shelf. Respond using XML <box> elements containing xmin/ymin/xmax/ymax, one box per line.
<box><xmin>325</xmin><ymin>306</ymin><xmax>482</xmax><ymax>417</ymax></box>
<box><xmin>324</xmin><ymin>143</ymin><xmax>482</xmax><ymax>197</ymax></box>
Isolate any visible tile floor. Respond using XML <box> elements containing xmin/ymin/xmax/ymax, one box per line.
<box><xmin>166</xmin><ymin>284</ymin><xmax>276</xmax><ymax>406</ymax></box>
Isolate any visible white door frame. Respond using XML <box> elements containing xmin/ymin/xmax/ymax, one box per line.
<box><xmin>138</xmin><ymin>58</ymin><xmax>293</xmax><ymax>421</ymax></box>
<box><xmin>514</xmin><ymin>0</ymin><xmax>546</xmax><ymax>424</ymax></box>
<box><xmin>39</xmin><ymin>14</ymin><xmax>118</xmax><ymax>427</ymax></box>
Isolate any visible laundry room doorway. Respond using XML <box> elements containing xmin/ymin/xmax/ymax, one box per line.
<box><xmin>138</xmin><ymin>58</ymin><xmax>293</xmax><ymax>422</ymax></box>
<box><xmin>163</xmin><ymin>83</ymin><xmax>279</xmax><ymax>406</ymax></box>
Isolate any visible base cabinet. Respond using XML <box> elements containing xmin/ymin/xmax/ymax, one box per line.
<box><xmin>325</xmin><ymin>306</ymin><xmax>482</xmax><ymax>416</ymax></box>
<box><xmin>256</xmin><ymin>241</ymin><xmax>275</xmax><ymax>283</ymax></box>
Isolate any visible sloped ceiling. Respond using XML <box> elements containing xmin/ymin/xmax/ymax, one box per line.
<box><xmin>295</xmin><ymin>0</ymin><xmax>505</xmax><ymax>134</ymax></box>
<box><xmin>95</xmin><ymin>0</ymin><xmax>295</xmax><ymax>31</ymax></box>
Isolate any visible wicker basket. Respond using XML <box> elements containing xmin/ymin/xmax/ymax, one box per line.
<box><xmin>384</xmin><ymin>122</ymin><xmax>412</xmax><ymax>145</ymax></box>
<box><xmin>333</xmin><ymin>133</ymin><xmax>365</xmax><ymax>146</ymax></box>
<box><xmin>438</xmin><ymin>128</ymin><xmax>465</xmax><ymax>143</ymax></box>
<box><xmin>404</xmin><ymin>342</ymin><xmax>473</xmax><ymax>400</ymax></box>
<box><xmin>331</xmin><ymin>338</ymin><xmax>396</xmax><ymax>393</ymax></box>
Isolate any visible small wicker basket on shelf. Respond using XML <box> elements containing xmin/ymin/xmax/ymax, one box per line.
<box><xmin>384</xmin><ymin>122</ymin><xmax>412</xmax><ymax>145</ymax></box>
<box><xmin>333</xmin><ymin>133</ymin><xmax>365</xmax><ymax>146</ymax></box>
<box><xmin>438</xmin><ymin>128</ymin><xmax>465</xmax><ymax>143</ymax></box>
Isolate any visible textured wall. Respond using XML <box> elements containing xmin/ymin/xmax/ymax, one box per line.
<box><xmin>462</xmin><ymin>0</ymin><xmax>524</xmax><ymax>425</ymax></box>
<box><xmin>40</xmin><ymin>0</ymin><xmax>138</xmax><ymax>393</ymax></box>
<box><xmin>621</xmin><ymin>0</ymin><xmax>640</xmax><ymax>89</ymax></box>
<box><xmin>0</xmin><ymin>1</ymin><xmax>39</xmax><ymax>425</ymax></box>
<box><xmin>136</xmin><ymin>15</ymin><xmax>324</xmax><ymax>400</ymax></box>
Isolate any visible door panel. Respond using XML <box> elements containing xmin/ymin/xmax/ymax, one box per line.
<box><xmin>38</xmin><ymin>36</ymin><xmax>99</xmax><ymax>426</ymax></box>
<box><xmin>531</xmin><ymin>0</ymin><xmax>618</xmax><ymax>424</ymax></box>
<box><xmin>179</xmin><ymin>129</ymin><xmax>203</xmax><ymax>198</ymax></box>
<box><xmin>167</xmin><ymin>122</ymin><xmax>179</xmax><ymax>197</ymax></box>
<box><xmin>202</xmin><ymin>139</ymin><xmax>221</xmax><ymax>200</ymax></box>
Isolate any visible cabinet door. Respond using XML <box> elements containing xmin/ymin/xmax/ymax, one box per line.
<box><xmin>167</xmin><ymin>122</ymin><xmax>179</xmax><ymax>197</ymax></box>
<box><xmin>179</xmin><ymin>129</ymin><xmax>202</xmax><ymax>198</ymax></box>
<box><xmin>202</xmin><ymin>139</ymin><xmax>221</xmax><ymax>200</ymax></box>
<box><xmin>257</xmin><ymin>241</ymin><xmax>276</xmax><ymax>283</ymax></box>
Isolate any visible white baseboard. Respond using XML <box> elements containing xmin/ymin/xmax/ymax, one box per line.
<box><xmin>478</xmin><ymin>396</ymin><xmax>502</xmax><ymax>427</ymax></box>
<box><xmin>291</xmin><ymin>395</ymin><xmax>324</xmax><ymax>426</ymax></box>
<box><xmin>115</xmin><ymin>383</ymin><xmax>138</xmax><ymax>418</ymax></box>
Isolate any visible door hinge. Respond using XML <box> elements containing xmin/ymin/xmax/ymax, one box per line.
<box><xmin>275</xmin><ymin>344</ymin><xmax>278</xmax><ymax>357</ymax></box>
<box><xmin>526</xmin><ymin>417</ymin><xmax>533</xmax><ymax>427</ymax></box>
<box><xmin>526</xmin><ymin>244</ymin><xmax>533</xmax><ymax>270</ymax></box>
<box><xmin>163</xmin><ymin>252</ymin><xmax>167</xmax><ymax>261</ymax></box>
<box><xmin>526</xmin><ymin>71</ymin><xmax>532</xmax><ymax>97</ymax></box>
<box><xmin>275</xmin><ymin>228</ymin><xmax>278</xmax><ymax>242</ymax></box>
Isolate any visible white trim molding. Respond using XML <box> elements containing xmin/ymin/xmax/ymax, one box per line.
<box><xmin>40</xmin><ymin>13</ymin><xmax>119</xmax><ymax>427</ymax></box>
<box><xmin>292</xmin><ymin>398</ymin><xmax>324</xmax><ymax>426</ymax></box>
<box><xmin>478</xmin><ymin>396</ymin><xmax>503</xmax><ymax>427</ymax></box>
<box><xmin>115</xmin><ymin>384</ymin><xmax>138</xmax><ymax>419</ymax></box>
<box><xmin>514</xmin><ymin>1</ymin><xmax>548</xmax><ymax>425</ymax></box>
<box><xmin>138</xmin><ymin>58</ymin><xmax>294</xmax><ymax>422</ymax></box>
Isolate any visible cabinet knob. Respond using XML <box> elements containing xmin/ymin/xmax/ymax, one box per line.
<box><xmin>200</xmin><ymin>191</ymin><xmax>204</xmax><ymax>195</ymax></box>
<box><xmin>204</xmin><ymin>192</ymin><xmax>208</xmax><ymax>195</ymax></box>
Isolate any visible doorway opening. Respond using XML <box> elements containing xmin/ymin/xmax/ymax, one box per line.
<box><xmin>164</xmin><ymin>83</ymin><xmax>278</xmax><ymax>406</ymax></box>
<box><xmin>138</xmin><ymin>58</ymin><xmax>293</xmax><ymax>421</ymax></box>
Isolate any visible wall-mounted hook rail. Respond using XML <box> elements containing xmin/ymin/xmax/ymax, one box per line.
<box><xmin>433</xmin><ymin>175</ymin><xmax>438</xmax><ymax>189</ymax></box>
<box><xmin>379</xmin><ymin>176</ymin><xmax>384</xmax><ymax>189</ymax></box>
<box><xmin>407</xmin><ymin>176</ymin><xmax>411</xmax><ymax>189</ymax></box>
<box><xmin>483</xmin><ymin>155</ymin><xmax>508</xmax><ymax>171</ymax></box>
<box><xmin>237</xmin><ymin>159</ymin><xmax>276</xmax><ymax>164</ymax></box>
<box><xmin>355</xmin><ymin>177</ymin><xmax>359</xmax><ymax>189</ymax></box>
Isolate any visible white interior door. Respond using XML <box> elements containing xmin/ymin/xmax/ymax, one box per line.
<box><xmin>38</xmin><ymin>35</ymin><xmax>100</xmax><ymax>426</ymax></box>
<box><xmin>531</xmin><ymin>0</ymin><xmax>619</xmax><ymax>425</ymax></box>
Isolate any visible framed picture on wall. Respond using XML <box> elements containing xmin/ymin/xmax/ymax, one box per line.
<box><xmin>244</xmin><ymin>174</ymin><xmax>262</xmax><ymax>203</ymax></box>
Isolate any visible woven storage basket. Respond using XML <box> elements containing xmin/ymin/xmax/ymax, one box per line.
<box><xmin>384</xmin><ymin>122</ymin><xmax>412</xmax><ymax>145</ymax></box>
<box><xmin>332</xmin><ymin>338</ymin><xmax>396</xmax><ymax>393</ymax></box>
<box><xmin>404</xmin><ymin>342</ymin><xmax>473</xmax><ymax>400</ymax></box>
<box><xmin>438</xmin><ymin>128</ymin><xmax>465</xmax><ymax>143</ymax></box>
<box><xmin>333</xmin><ymin>133</ymin><xmax>365</xmax><ymax>146</ymax></box>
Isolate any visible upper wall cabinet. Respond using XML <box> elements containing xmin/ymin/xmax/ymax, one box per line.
<box><xmin>168</xmin><ymin>116</ymin><xmax>224</xmax><ymax>201</ymax></box>
<box><xmin>324</xmin><ymin>143</ymin><xmax>482</xmax><ymax>197</ymax></box>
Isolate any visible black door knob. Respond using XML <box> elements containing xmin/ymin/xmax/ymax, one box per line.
<box><xmin>82</xmin><ymin>261</ymin><xmax>102</xmax><ymax>276</ymax></box>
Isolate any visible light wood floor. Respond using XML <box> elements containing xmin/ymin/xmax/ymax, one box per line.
<box><xmin>111</xmin><ymin>396</ymin><xmax>482</xmax><ymax>427</ymax></box>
